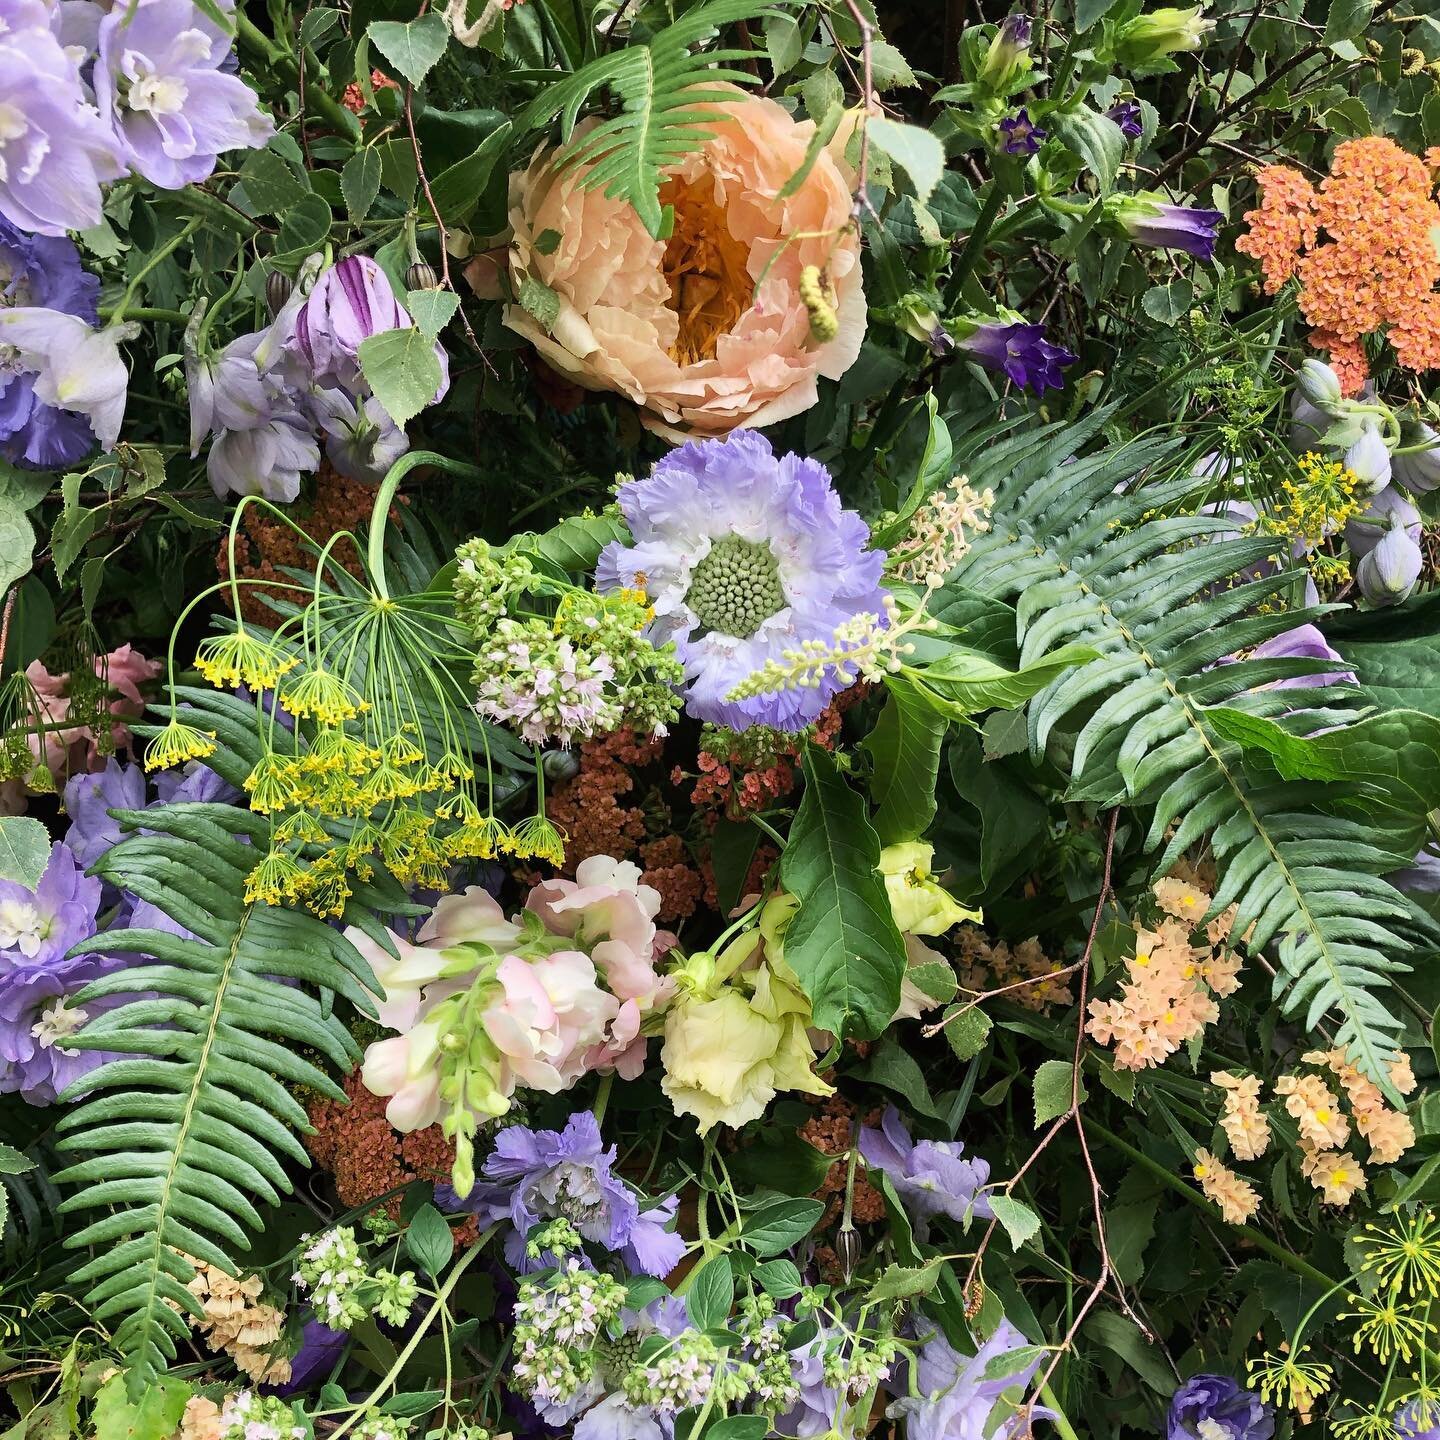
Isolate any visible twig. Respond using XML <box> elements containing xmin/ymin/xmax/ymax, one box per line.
<box><xmin>841</xmin><ymin>0</ymin><xmax>880</xmax><ymax>223</ymax></box>
<box><xmin>0</xmin><ymin>587</ymin><xmax>17</xmax><ymax>679</ymax></box>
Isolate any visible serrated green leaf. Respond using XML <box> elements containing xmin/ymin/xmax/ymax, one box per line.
<box><xmin>870</xmin><ymin>1259</ymin><xmax>944</xmax><ymax>1303</ymax></box>
<box><xmin>406</xmin><ymin>289</ymin><xmax>460</xmax><ymax>341</ymax></box>
<box><xmin>342</xmin><ymin>149</ymin><xmax>383</xmax><ymax>222</ymax></box>
<box><xmin>369</xmin><ymin>13</ymin><xmax>450</xmax><ymax>87</ymax></box>
<box><xmin>988</xmin><ymin>1194</ymin><xmax>1041</xmax><ymax>1250</ymax></box>
<box><xmin>358</xmin><ymin>327</ymin><xmax>444</xmax><ymax>428</ymax></box>
<box><xmin>0</xmin><ymin>816</ymin><xmax>51</xmax><ymax>888</ymax></box>
<box><xmin>237</xmin><ymin>149</ymin><xmax>310</xmax><ymax>216</ymax></box>
<box><xmin>1033</xmin><ymin>1058</ymin><xmax>1083</xmax><ymax>1127</ymax></box>
<box><xmin>867</xmin><ymin>117</ymin><xmax>945</xmax><ymax>204</ymax></box>
<box><xmin>942</xmin><ymin>1005</ymin><xmax>992</xmax><ymax>1061</ymax></box>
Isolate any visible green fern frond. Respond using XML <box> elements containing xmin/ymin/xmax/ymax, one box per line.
<box><xmin>51</xmin><ymin>690</ymin><xmax>386</xmax><ymax>1394</ymax></box>
<box><xmin>945</xmin><ymin>415</ymin><xmax>1438</xmax><ymax>1086</ymax></box>
<box><xmin>518</xmin><ymin>0</ymin><xmax>785</xmax><ymax>236</ymax></box>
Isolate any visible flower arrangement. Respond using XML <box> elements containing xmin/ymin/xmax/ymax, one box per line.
<box><xmin>2</xmin><ymin>4</ymin><xmax>1440</xmax><ymax>1440</ymax></box>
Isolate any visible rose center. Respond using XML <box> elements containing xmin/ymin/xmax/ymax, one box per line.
<box><xmin>687</xmin><ymin>536</ymin><xmax>785</xmax><ymax>639</ymax></box>
<box><xmin>659</xmin><ymin>173</ymin><xmax>752</xmax><ymax>367</ymax></box>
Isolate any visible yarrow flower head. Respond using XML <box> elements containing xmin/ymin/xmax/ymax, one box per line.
<box><xmin>596</xmin><ymin>432</ymin><xmax>886</xmax><ymax>732</ymax></box>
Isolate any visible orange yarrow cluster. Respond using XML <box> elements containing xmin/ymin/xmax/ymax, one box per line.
<box><xmin>1237</xmin><ymin>137</ymin><xmax>1440</xmax><ymax>394</ymax></box>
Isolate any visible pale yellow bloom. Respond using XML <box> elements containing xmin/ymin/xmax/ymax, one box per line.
<box><xmin>1153</xmin><ymin>876</ymin><xmax>1210</xmax><ymax>922</ymax></box>
<box><xmin>1301</xmin><ymin>1145</ymin><xmax>1367</xmax><ymax>1206</ymax></box>
<box><xmin>1212</xmin><ymin>1071</ymin><xmax>1270</xmax><ymax>1160</ymax></box>
<box><xmin>1194</xmin><ymin>1148</ymin><xmax>1261</xmax><ymax>1223</ymax></box>
<box><xmin>877</xmin><ymin>842</ymin><xmax>980</xmax><ymax>937</ymax></box>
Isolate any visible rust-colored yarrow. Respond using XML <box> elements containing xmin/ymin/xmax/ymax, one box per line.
<box><xmin>1237</xmin><ymin>138</ymin><xmax>1440</xmax><ymax>393</ymax></box>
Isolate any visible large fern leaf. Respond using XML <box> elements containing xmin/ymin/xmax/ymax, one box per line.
<box><xmin>945</xmin><ymin>415</ymin><xmax>1439</xmax><ymax>1086</ymax></box>
<box><xmin>51</xmin><ymin>689</ymin><xmax>392</xmax><ymax>1392</ymax></box>
<box><xmin>518</xmin><ymin>0</ymin><xmax>784</xmax><ymax>236</ymax></box>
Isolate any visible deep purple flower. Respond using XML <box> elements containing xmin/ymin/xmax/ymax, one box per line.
<box><xmin>998</xmin><ymin>109</ymin><xmax>1046</xmax><ymax>155</ymax></box>
<box><xmin>93</xmin><ymin>0</ymin><xmax>273</xmax><ymax>190</ymax></box>
<box><xmin>0</xmin><ymin>0</ymin><xmax>127</xmax><ymax>236</ymax></box>
<box><xmin>1166</xmin><ymin>1374</ymin><xmax>1274</xmax><ymax>1440</ymax></box>
<box><xmin>1396</xmin><ymin>1398</ymin><xmax>1440</xmax><ymax>1438</ymax></box>
<box><xmin>291</xmin><ymin>256</ymin><xmax>450</xmax><ymax>404</ymax></box>
<box><xmin>1248</xmin><ymin>624</ymin><xmax>1356</xmax><ymax>691</ymax></box>
<box><xmin>858</xmin><ymin>1107</ymin><xmax>993</xmax><ymax>1234</ymax></box>
<box><xmin>0</xmin><ymin>842</ymin><xmax>102</xmax><ymax>979</ymax></box>
<box><xmin>0</xmin><ymin>951</ymin><xmax>127</xmax><ymax>1104</ymax></box>
<box><xmin>274</xmin><ymin>1317</ymin><xmax>349</xmax><ymax>1397</ymax></box>
<box><xmin>955</xmin><ymin>318</ymin><xmax>1075</xmax><ymax>393</ymax></box>
<box><xmin>1106</xmin><ymin>99</ymin><xmax>1143</xmax><ymax>139</ymax></box>
<box><xmin>889</xmin><ymin>1321</ymin><xmax>1050</xmax><ymax>1439</ymax></box>
<box><xmin>440</xmin><ymin>1111</ymin><xmax>686</xmax><ymax>1277</ymax></box>
<box><xmin>777</xmin><ymin>1323</ymin><xmax>849</xmax><ymax>1438</ymax></box>
<box><xmin>1108</xmin><ymin>193</ymin><xmax>1222</xmax><ymax>261</ymax></box>
<box><xmin>596</xmin><ymin>431</ymin><xmax>887</xmax><ymax>732</ymax></box>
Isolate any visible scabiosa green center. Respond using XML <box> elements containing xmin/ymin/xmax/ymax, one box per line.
<box><xmin>687</xmin><ymin>536</ymin><xmax>785</xmax><ymax>638</ymax></box>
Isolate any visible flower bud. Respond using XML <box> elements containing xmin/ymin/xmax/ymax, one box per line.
<box><xmin>1296</xmin><ymin>358</ymin><xmax>1343</xmax><ymax>413</ymax></box>
<box><xmin>406</xmin><ymin>260</ymin><xmax>439</xmax><ymax>291</ymax></box>
<box><xmin>1393</xmin><ymin>420</ymin><xmax>1440</xmax><ymax>495</ymax></box>
<box><xmin>1113</xmin><ymin>6</ymin><xmax>1215</xmax><ymax>67</ymax></box>
<box><xmin>1344</xmin><ymin>422</ymin><xmax>1392</xmax><ymax>496</ymax></box>
<box><xmin>1290</xmin><ymin>390</ymin><xmax>1329</xmax><ymax>449</ymax></box>
<box><xmin>979</xmin><ymin>13</ymin><xmax>1031</xmax><ymax>88</ymax></box>
<box><xmin>835</xmin><ymin>1225</ymin><xmax>861</xmax><ymax>1281</ymax></box>
<box><xmin>264</xmin><ymin>269</ymin><xmax>293</xmax><ymax>317</ymax></box>
<box><xmin>542</xmin><ymin>748</ymin><xmax>582</xmax><ymax>783</ymax></box>
<box><xmin>1357</xmin><ymin>521</ymin><xmax>1423</xmax><ymax>606</ymax></box>
<box><xmin>1345</xmin><ymin>485</ymin><xmax>1420</xmax><ymax>559</ymax></box>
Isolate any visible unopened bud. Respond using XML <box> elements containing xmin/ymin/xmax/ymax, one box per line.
<box><xmin>835</xmin><ymin>1225</ymin><xmax>861</xmax><ymax>1281</ymax></box>
<box><xmin>1345</xmin><ymin>422</ymin><xmax>1393</xmax><ymax>496</ymax></box>
<box><xmin>406</xmin><ymin>261</ymin><xmax>439</xmax><ymax>291</ymax></box>
<box><xmin>1296</xmin><ymin>358</ymin><xmax>1343</xmax><ymax>412</ymax></box>
<box><xmin>265</xmin><ymin>269</ymin><xmax>293</xmax><ymax>317</ymax></box>
<box><xmin>800</xmin><ymin>265</ymin><xmax>839</xmax><ymax>344</ymax></box>
<box><xmin>1357</xmin><ymin>521</ymin><xmax>1424</xmax><ymax>606</ymax></box>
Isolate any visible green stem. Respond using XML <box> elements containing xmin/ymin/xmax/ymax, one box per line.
<box><xmin>97</xmin><ymin>305</ymin><xmax>191</xmax><ymax>325</ymax></box>
<box><xmin>366</xmin><ymin>451</ymin><xmax>488</xmax><ymax>600</ymax></box>
<box><xmin>945</xmin><ymin>181</ymin><xmax>1009</xmax><ymax>309</ymax></box>
<box><xmin>111</xmin><ymin>219</ymin><xmax>202</xmax><ymax>325</ymax></box>
<box><xmin>1040</xmin><ymin>1381</ymin><xmax>1082</xmax><ymax>1440</ymax></box>
<box><xmin>236</xmin><ymin>12</ymin><xmax>362</xmax><ymax>142</ymax></box>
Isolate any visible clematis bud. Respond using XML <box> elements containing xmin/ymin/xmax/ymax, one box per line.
<box><xmin>1344</xmin><ymin>422</ymin><xmax>1392</xmax><ymax>496</ymax></box>
<box><xmin>1346</xmin><ymin>485</ymin><xmax>1421</xmax><ymax>559</ymax></box>
<box><xmin>1296</xmin><ymin>358</ymin><xmax>1343</xmax><ymax>412</ymax></box>
<box><xmin>1357</xmin><ymin>521</ymin><xmax>1423</xmax><ymax>606</ymax></box>
<box><xmin>1393</xmin><ymin>420</ymin><xmax>1440</xmax><ymax>494</ymax></box>
<box><xmin>265</xmin><ymin>270</ymin><xmax>294</xmax><ymax>318</ymax></box>
<box><xmin>979</xmin><ymin>13</ymin><xmax>1032</xmax><ymax>89</ymax></box>
<box><xmin>1113</xmin><ymin>6</ymin><xmax>1215</xmax><ymax>68</ymax></box>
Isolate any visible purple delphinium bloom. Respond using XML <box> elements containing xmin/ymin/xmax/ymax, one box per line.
<box><xmin>63</xmin><ymin>757</ymin><xmax>147</xmax><ymax>868</ymax></box>
<box><xmin>596</xmin><ymin>431</ymin><xmax>887</xmax><ymax>732</ymax></box>
<box><xmin>997</xmin><ymin>109</ymin><xmax>1046</xmax><ymax>156</ymax></box>
<box><xmin>0</xmin><ymin>308</ymin><xmax>132</xmax><ymax>467</ymax></box>
<box><xmin>889</xmin><ymin>1321</ymin><xmax>1051</xmax><ymax>1439</ymax></box>
<box><xmin>0</xmin><ymin>842</ymin><xmax>102</xmax><ymax>978</ymax></box>
<box><xmin>153</xmin><ymin>759</ymin><xmax>239</xmax><ymax>805</ymax></box>
<box><xmin>776</xmin><ymin>1324</ymin><xmax>850</xmax><ymax>1439</ymax></box>
<box><xmin>290</xmin><ymin>256</ymin><xmax>450</xmax><ymax>403</ymax></box>
<box><xmin>207</xmin><ymin>407</ymin><xmax>322</xmax><ymax>503</ymax></box>
<box><xmin>0</xmin><ymin>0</ymin><xmax>127</xmax><ymax>236</ymax></box>
<box><xmin>1107</xmin><ymin>99</ymin><xmax>1144</xmax><ymax>139</ymax></box>
<box><xmin>955</xmin><ymin>319</ymin><xmax>1075</xmax><ymax>394</ymax></box>
<box><xmin>1166</xmin><ymin>1374</ymin><xmax>1274</xmax><ymax>1440</ymax></box>
<box><xmin>859</xmin><ymin>1107</ymin><xmax>993</xmax><ymax>1234</ymax></box>
<box><xmin>308</xmin><ymin>386</ymin><xmax>410</xmax><ymax>483</ymax></box>
<box><xmin>0</xmin><ymin>951</ymin><xmax>128</xmax><ymax>1104</ymax></box>
<box><xmin>441</xmin><ymin>1112</ymin><xmax>686</xmax><ymax>1277</ymax></box>
<box><xmin>1109</xmin><ymin>193</ymin><xmax>1223</xmax><ymax>261</ymax></box>
<box><xmin>93</xmin><ymin>0</ymin><xmax>273</xmax><ymax>190</ymax></box>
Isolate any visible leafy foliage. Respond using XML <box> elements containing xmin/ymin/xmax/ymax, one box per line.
<box><xmin>945</xmin><ymin>415</ymin><xmax>1440</xmax><ymax>1087</ymax></box>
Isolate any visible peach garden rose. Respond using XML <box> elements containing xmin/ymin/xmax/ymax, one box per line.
<box><xmin>475</xmin><ymin>88</ymin><xmax>865</xmax><ymax>440</ymax></box>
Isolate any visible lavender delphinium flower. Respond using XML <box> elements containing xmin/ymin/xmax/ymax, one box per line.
<box><xmin>62</xmin><ymin>757</ymin><xmax>147</xmax><ymax>868</ymax></box>
<box><xmin>0</xmin><ymin>308</ymin><xmax>133</xmax><ymax>467</ymax></box>
<box><xmin>308</xmin><ymin>386</ymin><xmax>410</xmax><ymax>483</ymax></box>
<box><xmin>1106</xmin><ymin>99</ymin><xmax>1143</xmax><ymax>139</ymax></box>
<box><xmin>858</xmin><ymin>1106</ymin><xmax>993</xmax><ymax>1235</ymax></box>
<box><xmin>441</xmin><ymin>1111</ymin><xmax>686</xmax><ymax>1277</ymax></box>
<box><xmin>997</xmin><ymin>109</ymin><xmax>1046</xmax><ymax>156</ymax></box>
<box><xmin>596</xmin><ymin>431</ymin><xmax>887</xmax><ymax>731</ymax></box>
<box><xmin>1247</xmin><ymin>624</ymin><xmax>1356</xmax><ymax>691</ymax></box>
<box><xmin>0</xmin><ymin>842</ymin><xmax>102</xmax><ymax>977</ymax></box>
<box><xmin>954</xmin><ymin>317</ymin><xmax>1076</xmax><ymax>394</ymax></box>
<box><xmin>93</xmin><ymin>0</ymin><xmax>273</xmax><ymax>190</ymax></box>
<box><xmin>0</xmin><ymin>0</ymin><xmax>127</xmax><ymax>236</ymax></box>
<box><xmin>206</xmin><ymin>401</ymin><xmax>322</xmax><ymax>503</ymax></box>
<box><xmin>1166</xmin><ymin>1373</ymin><xmax>1274</xmax><ymax>1440</ymax></box>
<box><xmin>1106</xmin><ymin>192</ymin><xmax>1223</xmax><ymax>261</ymax></box>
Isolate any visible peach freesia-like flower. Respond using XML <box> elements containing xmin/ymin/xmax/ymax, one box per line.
<box><xmin>482</xmin><ymin>88</ymin><xmax>865</xmax><ymax>440</ymax></box>
<box><xmin>1276</xmin><ymin>1072</ymin><xmax>1350</xmax><ymax>1151</ymax></box>
<box><xmin>1300</xmin><ymin>1144</ymin><xmax>1367</xmax><ymax>1206</ymax></box>
<box><xmin>1212</xmin><ymin>1071</ymin><xmax>1270</xmax><ymax>1161</ymax></box>
<box><xmin>1194</xmin><ymin>1149</ymin><xmax>1261</xmax><ymax>1224</ymax></box>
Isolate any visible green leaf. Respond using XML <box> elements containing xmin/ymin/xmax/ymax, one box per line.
<box><xmin>0</xmin><ymin>492</ymin><xmax>34</xmax><ymax>597</ymax></box>
<box><xmin>406</xmin><ymin>290</ymin><xmax>460</xmax><ymax>341</ymax></box>
<box><xmin>517</xmin><ymin>274</ymin><xmax>561</xmax><ymax>331</ymax></box>
<box><xmin>1052</xmin><ymin>110</ymin><xmax>1125</xmax><ymax>193</ymax></box>
<box><xmin>706</xmin><ymin>1418</ymin><xmax>769</xmax><ymax>1440</ymax></box>
<box><xmin>237</xmin><ymin>148</ymin><xmax>310</xmax><ymax>216</ymax></box>
<box><xmin>779</xmin><ymin>747</ymin><xmax>909</xmax><ymax>1039</ymax></box>
<box><xmin>1075</xmin><ymin>0</ymin><xmax>1121</xmax><ymax>28</ymax></box>
<box><xmin>1141</xmin><ymin>278</ymin><xmax>1195</xmax><ymax>326</ymax></box>
<box><xmin>776</xmin><ymin>102</ymin><xmax>844</xmax><ymax>201</ymax></box>
<box><xmin>853</xmin><ymin>1034</ymin><xmax>943</xmax><ymax>1120</ymax></box>
<box><xmin>942</xmin><ymin>1005</ymin><xmax>992</xmax><ymax>1061</ymax></box>
<box><xmin>867</xmin><ymin>117</ymin><xmax>945</xmax><ymax>204</ymax></box>
<box><xmin>982</xmin><ymin>708</ymin><xmax>1028</xmax><ymax>760</ymax></box>
<box><xmin>0</xmin><ymin>816</ymin><xmax>51</xmax><ymax>888</ymax></box>
<box><xmin>1033</xmin><ymin>1058</ymin><xmax>1083</xmax><ymax>1127</ymax></box>
<box><xmin>369</xmin><ymin>14</ymin><xmax>450</xmax><ymax>87</ymax></box>
<box><xmin>869</xmin><ymin>1259</ymin><xmax>943</xmax><ymax>1303</ymax></box>
<box><xmin>983</xmin><ymin>1345</ymin><xmax>1047</xmax><ymax>1382</ymax></box>
<box><xmin>341</xmin><ymin>149</ymin><xmax>383</xmax><ymax>222</ymax></box>
<box><xmin>92</xmin><ymin>1374</ymin><xmax>191</xmax><ymax>1440</ymax></box>
<box><xmin>921</xmin><ymin>641</ymin><xmax>1099</xmax><ymax>714</ymax></box>
<box><xmin>358</xmin><ymin>327</ymin><xmax>444</xmax><ymax>428</ymax></box>
<box><xmin>686</xmin><ymin>1254</ymin><xmax>734</xmax><ymax>1329</ymax></box>
<box><xmin>753</xmin><ymin>1258</ymin><xmax>803</xmax><ymax>1297</ymax></box>
<box><xmin>0</xmin><ymin>1141</ymin><xmax>35</xmax><ymax>1175</ymax></box>
<box><xmin>742</xmin><ymin>1198</ymin><xmax>825</xmax><ymax>1255</ymax></box>
<box><xmin>429</xmin><ymin>121</ymin><xmax>513</xmax><ymax>226</ymax></box>
<box><xmin>763</xmin><ymin>13</ymin><xmax>802</xmax><ymax>74</ymax></box>
<box><xmin>863</xmin><ymin>677</ymin><xmax>948</xmax><ymax>845</ymax></box>
<box><xmin>1324</xmin><ymin>0</ymin><xmax>1374</xmax><ymax>44</ymax></box>
<box><xmin>988</xmin><ymin>1194</ymin><xmax>1041</xmax><ymax>1250</ymax></box>
<box><xmin>405</xmin><ymin>1203</ymin><xmax>454</xmax><ymax>1277</ymax></box>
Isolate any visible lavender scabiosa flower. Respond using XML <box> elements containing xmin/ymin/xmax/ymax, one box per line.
<box><xmin>1106</xmin><ymin>99</ymin><xmax>1143</xmax><ymax>139</ymax></box>
<box><xmin>1106</xmin><ymin>192</ymin><xmax>1223</xmax><ymax>261</ymax></box>
<box><xmin>93</xmin><ymin>0</ymin><xmax>273</xmax><ymax>190</ymax></box>
<box><xmin>0</xmin><ymin>842</ymin><xmax>102</xmax><ymax>977</ymax></box>
<box><xmin>1166</xmin><ymin>1373</ymin><xmax>1274</xmax><ymax>1440</ymax></box>
<box><xmin>858</xmin><ymin>1106</ymin><xmax>993</xmax><ymax>1235</ymax></box>
<box><xmin>953</xmin><ymin>316</ymin><xmax>1075</xmax><ymax>393</ymax></box>
<box><xmin>596</xmin><ymin>431</ymin><xmax>887</xmax><ymax>731</ymax></box>
<box><xmin>441</xmin><ymin>1111</ymin><xmax>686</xmax><ymax>1277</ymax></box>
<box><xmin>0</xmin><ymin>0</ymin><xmax>127</xmax><ymax>236</ymax></box>
<box><xmin>0</xmin><ymin>308</ymin><xmax>133</xmax><ymax>467</ymax></box>
<box><xmin>997</xmin><ymin>109</ymin><xmax>1046</xmax><ymax>156</ymax></box>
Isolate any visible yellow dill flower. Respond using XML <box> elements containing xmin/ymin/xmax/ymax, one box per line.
<box><xmin>1246</xmin><ymin>1349</ymin><xmax>1333</xmax><ymax>1412</ymax></box>
<box><xmin>1357</xmin><ymin>1209</ymin><xmax>1440</xmax><ymax>1298</ymax></box>
<box><xmin>274</xmin><ymin>812</ymin><xmax>330</xmax><ymax>846</ymax></box>
<box><xmin>294</xmin><ymin>855</ymin><xmax>352</xmax><ymax>918</ymax></box>
<box><xmin>1342</xmin><ymin>1293</ymin><xmax>1429</xmax><ymax>1362</ymax></box>
<box><xmin>311</xmin><ymin>730</ymin><xmax>381</xmax><ymax>776</ymax></box>
<box><xmin>194</xmin><ymin>630</ymin><xmax>297</xmax><ymax>692</ymax></box>
<box><xmin>1332</xmin><ymin>1408</ymin><xmax>1404</xmax><ymax>1440</ymax></box>
<box><xmin>145</xmin><ymin>717</ymin><xmax>218</xmax><ymax>771</ymax></box>
<box><xmin>1264</xmin><ymin>452</ymin><xmax>1363</xmax><ymax>550</ymax></box>
<box><xmin>281</xmin><ymin>667</ymin><xmax>368</xmax><ymax>725</ymax></box>
<box><xmin>245</xmin><ymin>848</ymin><xmax>305</xmax><ymax>906</ymax></box>
<box><xmin>506</xmin><ymin>814</ymin><xmax>567</xmax><ymax>866</ymax></box>
<box><xmin>244</xmin><ymin>752</ymin><xmax>300</xmax><ymax>815</ymax></box>
<box><xmin>445</xmin><ymin>812</ymin><xmax>510</xmax><ymax>861</ymax></box>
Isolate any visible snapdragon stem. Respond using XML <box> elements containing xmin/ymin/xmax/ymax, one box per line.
<box><xmin>367</xmin><ymin>451</ymin><xmax>489</xmax><ymax>600</ymax></box>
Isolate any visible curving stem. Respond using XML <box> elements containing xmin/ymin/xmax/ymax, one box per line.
<box><xmin>366</xmin><ymin>450</ymin><xmax>489</xmax><ymax>600</ymax></box>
